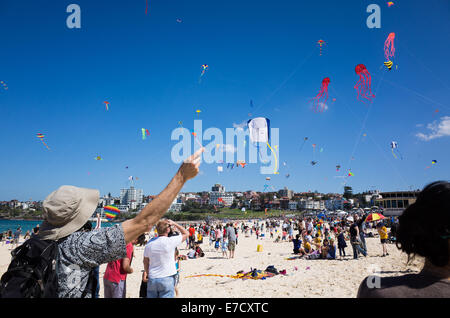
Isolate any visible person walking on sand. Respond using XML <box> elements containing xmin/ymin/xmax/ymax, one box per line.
<box><xmin>377</xmin><ymin>222</ymin><xmax>389</xmax><ymax>257</ymax></box>
<box><xmin>226</xmin><ymin>223</ymin><xmax>236</xmax><ymax>258</ymax></box>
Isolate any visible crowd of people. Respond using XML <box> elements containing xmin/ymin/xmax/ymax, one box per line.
<box><xmin>0</xmin><ymin>147</ymin><xmax>447</xmax><ymax>298</ymax></box>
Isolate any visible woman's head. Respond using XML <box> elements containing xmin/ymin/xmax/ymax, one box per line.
<box><xmin>396</xmin><ymin>181</ymin><xmax>450</xmax><ymax>267</ymax></box>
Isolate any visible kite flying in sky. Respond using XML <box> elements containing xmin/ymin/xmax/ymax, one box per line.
<box><xmin>317</xmin><ymin>39</ymin><xmax>326</xmax><ymax>56</ymax></box>
<box><xmin>384</xmin><ymin>33</ymin><xmax>396</xmax><ymax>60</ymax></box>
<box><xmin>36</xmin><ymin>133</ymin><xmax>50</xmax><ymax>150</ymax></box>
<box><xmin>103</xmin><ymin>101</ymin><xmax>109</xmax><ymax>111</ymax></box>
<box><xmin>0</xmin><ymin>80</ymin><xmax>7</xmax><ymax>91</ymax></box>
<box><xmin>247</xmin><ymin>117</ymin><xmax>278</xmax><ymax>174</ymax></box>
<box><xmin>141</xmin><ymin>128</ymin><xmax>150</xmax><ymax>140</ymax></box>
<box><xmin>336</xmin><ymin>165</ymin><xmax>341</xmax><ymax>171</ymax></box>
<box><xmin>94</xmin><ymin>156</ymin><xmax>103</xmax><ymax>161</ymax></box>
<box><xmin>384</xmin><ymin>32</ymin><xmax>396</xmax><ymax>71</ymax></box>
<box><xmin>199</xmin><ymin>64</ymin><xmax>208</xmax><ymax>82</ymax></box>
<box><xmin>354</xmin><ymin>64</ymin><xmax>375</xmax><ymax>102</ymax></box>
<box><xmin>310</xmin><ymin>77</ymin><xmax>330</xmax><ymax>112</ymax></box>
<box><xmin>104</xmin><ymin>205</ymin><xmax>120</xmax><ymax>221</ymax></box>
<box><xmin>387</xmin><ymin>2</ymin><xmax>394</xmax><ymax>7</ymax></box>
<box><xmin>390</xmin><ymin>141</ymin><xmax>403</xmax><ymax>159</ymax></box>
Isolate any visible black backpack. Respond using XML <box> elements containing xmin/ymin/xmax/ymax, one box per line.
<box><xmin>0</xmin><ymin>236</ymin><xmax>60</xmax><ymax>298</ymax></box>
<box><xmin>0</xmin><ymin>236</ymin><xmax>97</xmax><ymax>298</ymax></box>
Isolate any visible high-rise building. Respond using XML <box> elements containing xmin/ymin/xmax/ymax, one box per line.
<box><xmin>278</xmin><ymin>187</ymin><xmax>294</xmax><ymax>199</ymax></box>
<box><xmin>212</xmin><ymin>184</ymin><xmax>225</xmax><ymax>193</ymax></box>
<box><xmin>120</xmin><ymin>186</ymin><xmax>144</xmax><ymax>207</ymax></box>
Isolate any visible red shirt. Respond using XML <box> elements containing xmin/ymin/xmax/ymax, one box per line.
<box><xmin>104</xmin><ymin>243</ymin><xmax>134</xmax><ymax>283</ymax></box>
<box><xmin>189</xmin><ymin>227</ymin><xmax>195</xmax><ymax>237</ymax></box>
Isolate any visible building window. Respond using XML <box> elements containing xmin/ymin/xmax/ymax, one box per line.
<box><xmin>392</xmin><ymin>200</ymin><xmax>397</xmax><ymax>208</ymax></box>
<box><xmin>404</xmin><ymin>200</ymin><xmax>409</xmax><ymax>207</ymax></box>
<box><xmin>386</xmin><ymin>200</ymin><xmax>391</xmax><ymax>208</ymax></box>
<box><xmin>397</xmin><ymin>200</ymin><xmax>404</xmax><ymax>208</ymax></box>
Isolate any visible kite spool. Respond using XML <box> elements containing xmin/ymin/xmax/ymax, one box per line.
<box><xmin>257</xmin><ymin>244</ymin><xmax>263</xmax><ymax>252</ymax></box>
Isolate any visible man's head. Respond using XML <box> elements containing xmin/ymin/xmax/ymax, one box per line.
<box><xmin>38</xmin><ymin>185</ymin><xmax>99</xmax><ymax>241</ymax></box>
<box><xmin>156</xmin><ymin>220</ymin><xmax>171</xmax><ymax>236</ymax></box>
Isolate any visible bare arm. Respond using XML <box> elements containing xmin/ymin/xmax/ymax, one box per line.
<box><xmin>143</xmin><ymin>257</ymin><xmax>149</xmax><ymax>282</ymax></box>
<box><xmin>168</xmin><ymin>220</ymin><xmax>189</xmax><ymax>242</ymax></box>
<box><xmin>122</xmin><ymin>148</ymin><xmax>204</xmax><ymax>243</ymax></box>
<box><xmin>121</xmin><ymin>257</ymin><xmax>133</xmax><ymax>274</ymax></box>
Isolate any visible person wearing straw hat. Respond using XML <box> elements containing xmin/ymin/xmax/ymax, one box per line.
<box><xmin>35</xmin><ymin>148</ymin><xmax>204</xmax><ymax>298</ymax></box>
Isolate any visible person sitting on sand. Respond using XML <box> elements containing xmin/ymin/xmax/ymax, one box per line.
<box><xmin>313</xmin><ymin>233</ymin><xmax>322</xmax><ymax>250</ymax></box>
<box><xmin>358</xmin><ymin>181</ymin><xmax>450</xmax><ymax>298</ymax></box>
<box><xmin>327</xmin><ymin>239</ymin><xmax>337</xmax><ymax>259</ymax></box>
<box><xmin>274</xmin><ymin>235</ymin><xmax>281</xmax><ymax>243</ymax></box>
<box><xmin>187</xmin><ymin>247</ymin><xmax>196</xmax><ymax>259</ymax></box>
<box><xmin>321</xmin><ymin>238</ymin><xmax>330</xmax><ymax>259</ymax></box>
<box><xmin>292</xmin><ymin>234</ymin><xmax>302</xmax><ymax>254</ymax></box>
<box><xmin>194</xmin><ymin>243</ymin><xmax>204</xmax><ymax>258</ymax></box>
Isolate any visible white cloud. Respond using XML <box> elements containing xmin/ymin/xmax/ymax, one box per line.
<box><xmin>415</xmin><ymin>123</ymin><xmax>424</xmax><ymax>128</ymax></box>
<box><xmin>318</xmin><ymin>102</ymin><xmax>328</xmax><ymax>112</ymax></box>
<box><xmin>416</xmin><ymin>116</ymin><xmax>450</xmax><ymax>141</ymax></box>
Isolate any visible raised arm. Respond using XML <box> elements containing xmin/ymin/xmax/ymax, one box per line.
<box><xmin>122</xmin><ymin>148</ymin><xmax>204</xmax><ymax>243</ymax></box>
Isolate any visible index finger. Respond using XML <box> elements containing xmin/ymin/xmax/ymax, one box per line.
<box><xmin>185</xmin><ymin>147</ymin><xmax>204</xmax><ymax>163</ymax></box>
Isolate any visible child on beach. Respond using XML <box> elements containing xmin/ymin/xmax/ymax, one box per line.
<box><xmin>292</xmin><ymin>234</ymin><xmax>302</xmax><ymax>254</ymax></box>
<box><xmin>171</xmin><ymin>248</ymin><xmax>180</xmax><ymax>297</ymax></box>
<box><xmin>221</xmin><ymin>237</ymin><xmax>228</xmax><ymax>258</ymax></box>
<box><xmin>337</xmin><ymin>228</ymin><xmax>348</xmax><ymax>259</ymax></box>
<box><xmin>377</xmin><ymin>223</ymin><xmax>389</xmax><ymax>257</ymax></box>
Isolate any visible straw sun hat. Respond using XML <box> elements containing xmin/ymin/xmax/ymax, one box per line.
<box><xmin>38</xmin><ymin>185</ymin><xmax>99</xmax><ymax>241</ymax></box>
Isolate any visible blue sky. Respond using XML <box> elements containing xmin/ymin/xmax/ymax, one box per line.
<box><xmin>0</xmin><ymin>0</ymin><xmax>449</xmax><ymax>201</ymax></box>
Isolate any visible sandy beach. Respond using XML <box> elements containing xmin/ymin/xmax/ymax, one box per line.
<box><xmin>0</xmin><ymin>224</ymin><xmax>424</xmax><ymax>298</ymax></box>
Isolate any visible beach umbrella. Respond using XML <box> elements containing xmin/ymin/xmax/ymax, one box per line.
<box><xmin>365</xmin><ymin>212</ymin><xmax>385</xmax><ymax>223</ymax></box>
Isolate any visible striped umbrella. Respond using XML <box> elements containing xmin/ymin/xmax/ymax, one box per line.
<box><xmin>365</xmin><ymin>212</ymin><xmax>385</xmax><ymax>222</ymax></box>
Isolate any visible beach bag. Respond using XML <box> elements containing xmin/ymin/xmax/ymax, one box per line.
<box><xmin>0</xmin><ymin>237</ymin><xmax>59</xmax><ymax>298</ymax></box>
<box><xmin>265</xmin><ymin>265</ymin><xmax>279</xmax><ymax>275</ymax></box>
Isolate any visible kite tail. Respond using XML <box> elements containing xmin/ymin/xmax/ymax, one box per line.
<box><xmin>391</xmin><ymin>148</ymin><xmax>397</xmax><ymax>159</ymax></box>
<box><xmin>41</xmin><ymin>140</ymin><xmax>50</xmax><ymax>150</ymax></box>
<box><xmin>266</xmin><ymin>142</ymin><xmax>279</xmax><ymax>174</ymax></box>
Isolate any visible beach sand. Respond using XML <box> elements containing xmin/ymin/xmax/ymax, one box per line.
<box><xmin>0</xmin><ymin>227</ymin><xmax>424</xmax><ymax>298</ymax></box>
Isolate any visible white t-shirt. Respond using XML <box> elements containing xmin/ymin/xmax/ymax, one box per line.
<box><xmin>144</xmin><ymin>235</ymin><xmax>182</xmax><ymax>279</ymax></box>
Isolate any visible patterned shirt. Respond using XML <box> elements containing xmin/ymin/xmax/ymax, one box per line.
<box><xmin>57</xmin><ymin>224</ymin><xmax>127</xmax><ymax>298</ymax></box>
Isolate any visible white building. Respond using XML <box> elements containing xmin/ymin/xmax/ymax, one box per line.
<box><xmin>120</xmin><ymin>186</ymin><xmax>144</xmax><ymax>207</ymax></box>
<box><xmin>209</xmin><ymin>192</ymin><xmax>234</xmax><ymax>206</ymax></box>
<box><xmin>325</xmin><ymin>198</ymin><xmax>345</xmax><ymax>211</ymax></box>
<box><xmin>288</xmin><ymin>201</ymin><xmax>298</xmax><ymax>210</ymax></box>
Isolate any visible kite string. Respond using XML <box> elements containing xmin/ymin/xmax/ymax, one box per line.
<box><xmin>399</xmin><ymin>39</ymin><xmax>450</xmax><ymax>92</ymax></box>
<box><xmin>330</xmin><ymin>75</ymin><xmax>410</xmax><ymax>191</ymax></box>
<box><xmin>345</xmin><ymin>69</ymin><xmax>386</xmax><ymax>173</ymax></box>
<box><xmin>251</xmin><ymin>47</ymin><xmax>316</xmax><ymax>115</ymax></box>
<box><xmin>380</xmin><ymin>77</ymin><xmax>450</xmax><ymax>111</ymax></box>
